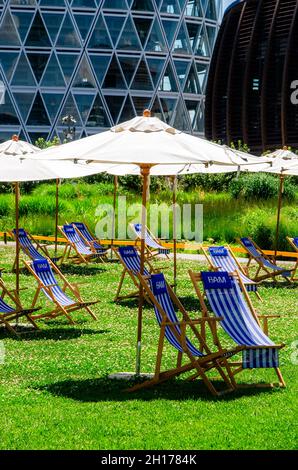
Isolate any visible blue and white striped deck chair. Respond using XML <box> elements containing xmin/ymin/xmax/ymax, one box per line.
<box><xmin>192</xmin><ymin>271</ymin><xmax>285</xmax><ymax>388</ymax></box>
<box><xmin>240</xmin><ymin>237</ymin><xmax>293</xmax><ymax>282</ymax></box>
<box><xmin>72</xmin><ymin>222</ymin><xmax>108</xmax><ymax>258</ymax></box>
<box><xmin>203</xmin><ymin>246</ymin><xmax>261</xmax><ymax>300</ymax></box>
<box><xmin>128</xmin><ymin>272</ymin><xmax>238</xmax><ymax>396</ymax></box>
<box><xmin>0</xmin><ymin>277</ymin><xmax>39</xmax><ymax>335</ymax></box>
<box><xmin>11</xmin><ymin>228</ymin><xmax>60</xmax><ymax>265</ymax></box>
<box><xmin>131</xmin><ymin>223</ymin><xmax>170</xmax><ymax>258</ymax></box>
<box><xmin>287</xmin><ymin>237</ymin><xmax>298</xmax><ymax>281</ymax></box>
<box><xmin>25</xmin><ymin>258</ymin><xmax>98</xmax><ymax>324</ymax></box>
<box><xmin>59</xmin><ymin>224</ymin><xmax>104</xmax><ymax>265</ymax></box>
<box><xmin>114</xmin><ymin>246</ymin><xmax>155</xmax><ymax>302</ymax></box>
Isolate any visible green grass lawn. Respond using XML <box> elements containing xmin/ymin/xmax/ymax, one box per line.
<box><xmin>0</xmin><ymin>247</ymin><xmax>297</xmax><ymax>450</ymax></box>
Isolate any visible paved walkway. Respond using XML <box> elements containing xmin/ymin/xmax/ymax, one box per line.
<box><xmin>1</xmin><ymin>241</ymin><xmax>294</xmax><ymax>266</ymax></box>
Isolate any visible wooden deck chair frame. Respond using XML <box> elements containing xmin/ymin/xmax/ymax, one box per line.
<box><xmin>10</xmin><ymin>229</ymin><xmax>61</xmax><ymax>270</ymax></box>
<box><xmin>130</xmin><ymin>223</ymin><xmax>170</xmax><ymax>261</ymax></box>
<box><xmin>202</xmin><ymin>245</ymin><xmax>262</xmax><ymax>301</ymax></box>
<box><xmin>239</xmin><ymin>237</ymin><xmax>293</xmax><ymax>283</ymax></box>
<box><xmin>286</xmin><ymin>237</ymin><xmax>298</xmax><ymax>281</ymax></box>
<box><xmin>127</xmin><ymin>273</ymin><xmax>242</xmax><ymax>396</ymax></box>
<box><xmin>24</xmin><ymin>259</ymin><xmax>99</xmax><ymax>325</ymax></box>
<box><xmin>70</xmin><ymin>222</ymin><xmax>109</xmax><ymax>262</ymax></box>
<box><xmin>112</xmin><ymin>247</ymin><xmax>157</xmax><ymax>302</ymax></box>
<box><xmin>189</xmin><ymin>270</ymin><xmax>285</xmax><ymax>388</ymax></box>
<box><xmin>58</xmin><ymin>225</ymin><xmax>105</xmax><ymax>265</ymax></box>
<box><xmin>0</xmin><ymin>277</ymin><xmax>39</xmax><ymax>336</ymax></box>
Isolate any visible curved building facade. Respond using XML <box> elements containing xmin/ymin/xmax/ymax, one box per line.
<box><xmin>205</xmin><ymin>0</ymin><xmax>298</xmax><ymax>152</ymax></box>
<box><xmin>0</xmin><ymin>0</ymin><xmax>221</xmax><ymax>144</ymax></box>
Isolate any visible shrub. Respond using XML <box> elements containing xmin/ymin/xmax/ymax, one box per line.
<box><xmin>229</xmin><ymin>174</ymin><xmax>297</xmax><ymax>201</ymax></box>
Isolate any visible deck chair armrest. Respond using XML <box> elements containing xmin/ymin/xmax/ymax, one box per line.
<box><xmin>257</xmin><ymin>314</ymin><xmax>281</xmax><ymax>319</ymax></box>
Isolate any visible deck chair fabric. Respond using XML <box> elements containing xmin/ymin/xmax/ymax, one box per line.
<box><xmin>287</xmin><ymin>237</ymin><xmax>298</xmax><ymax>281</ymax></box>
<box><xmin>240</xmin><ymin>237</ymin><xmax>292</xmax><ymax>281</ymax></box>
<box><xmin>25</xmin><ymin>258</ymin><xmax>98</xmax><ymax>324</ymax></box>
<box><xmin>72</xmin><ymin>222</ymin><xmax>108</xmax><ymax>255</ymax></box>
<box><xmin>205</xmin><ymin>246</ymin><xmax>259</xmax><ymax>294</ymax></box>
<box><xmin>114</xmin><ymin>246</ymin><xmax>153</xmax><ymax>301</ymax></box>
<box><xmin>60</xmin><ymin>224</ymin><xmax>105</xmax><ymax>265</ymax></box>
<box><xmin>128</xmin><ymin>272</ymin><xmax>238</xmax><ymax>396</ymax></box>
<box><xmin>132</xmin><ymin>224</ymin><xmax>170</xmax><ymax>257</ymax></box>
<box><xmin>0</xmin><ymin>278</ymin><xmax>39</xmax><ymax>335</ymax></box>
<box><xmin>195</xmin><ymin>271</ymin><xmax>285</xmax><ymax>386</ymax></box>
<box><xmin>11</xmin><ymin>228</ymin><xmax>59</xmax><ymax>263</ymax></box>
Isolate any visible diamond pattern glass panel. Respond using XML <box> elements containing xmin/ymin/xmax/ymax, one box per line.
<box><xmin>0</xmin><ymin>1</ymin><xmax>219</xmax><ymax>142</ymax></box>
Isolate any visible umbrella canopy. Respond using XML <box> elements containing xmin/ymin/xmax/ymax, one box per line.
<box><xmin>261</xmin><ymin>149</ymin><xmax>298</xmax><ymax>176</ymax></box>
<box><xmin>27</xmin><ymin>113</ymin><xmax>269</xmax><ymax>169</ymax></box>
<box><xmin>0</xmin><ymin>136</ymin><xmax>107</xmax><ymax>182</ymax></box>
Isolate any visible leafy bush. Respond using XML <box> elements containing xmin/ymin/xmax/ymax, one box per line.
<box><xmin>229</xmin><ymin>174</ymin><xmax>297</xmax><ymax>201</ymax></box>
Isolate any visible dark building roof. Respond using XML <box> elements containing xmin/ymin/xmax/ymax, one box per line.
<box><xmin>205</xmin><ymin>0</ymin><xmax>298</xmax><ymax>152</ymax></box>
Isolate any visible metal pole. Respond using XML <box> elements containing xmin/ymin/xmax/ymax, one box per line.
<box><xmin>136</xmin><ymin>164</ymin><xmax>150</xmax><ymax>376</ymax></box>
<box><xmin>15</xmin><ymin>182</ymin><xmax>20</xmax><ymax>298</ymax></box>
<box><xmin>55</xmin><ymin>178</ymin><xmax>59</xmax><ymax>257</ymax></box>
<box><xmin>171</xmin><ymin>176</ymin><xmax>177</xmax><ymax>291</ymax></box>
<box><xmin>274</xmin><ymin>174</ymin><xmax>284</xmax><ymax>260</ymax></box>
<box><xmin>111</xmin><ymin>175</ymin><xmax>118</xmax><ymax>259</ymax></box>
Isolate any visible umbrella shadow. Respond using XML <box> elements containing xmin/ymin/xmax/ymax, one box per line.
<box><xmin>59</xmin><ymin>265</ymin><xmax>107</xmax><ymax>276</ymax></box>
<box><xmin>35</xmin><ymin>376</ymin><xmax>278</xmax><ymax>403</ymax></box>
<box><xmin>0</xmin><ymin>326</ymin><xmax>109</xmax><ymax>341</ymax></box>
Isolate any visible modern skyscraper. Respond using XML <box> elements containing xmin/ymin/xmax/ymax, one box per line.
<box><xmin>0</xmin><ymin>0</ymin><xmax>221</xmax><ymax>144</ymax></box>
<box><xmin>205</xmin><ymin>0</ymin><xmax>298</xmax><ymax>152</ymax></box>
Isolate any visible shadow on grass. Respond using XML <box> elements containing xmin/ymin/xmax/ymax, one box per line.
<box><xmin>36</xmin><ymin>376</ymin><xmax>278</xmax><ymax>403</ymax></box>
<box><xmin>59</xmin><ymin>265</ymin><xmax>107</xmax><ymax>276</ymax></box>
<box><xmin>258</xmin><ymin>281</ymin><xmax>298</xmax><ymax>290</ymax></box>
<box><xmin>0</xmin><ymin>327</ymin><xmax>109</xmax><ymax>341</ymax></box>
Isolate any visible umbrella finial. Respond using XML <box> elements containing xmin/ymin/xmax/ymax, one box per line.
<box><xmin>143</xmin><ymin>109</ymin><xmax>151</xmax><ymax>118</ymax></box>
<box><xmin>12</xmin><ymin>135</ymin><xmax>19</xmax><ymax>142</ymax></box>
<box><xmin>283</xmin><ymin>146</ymin><xmax>288</xmax><ymax>151</ymax></box>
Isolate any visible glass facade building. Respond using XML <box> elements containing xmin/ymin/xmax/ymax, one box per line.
<box><xmin>205</xmin><ymin>0</ymin><xmax>298</xmax><ymax>152</ymax></box>
<box><xmin>0</xmin><ymin>0</ymin><xmax>220</xmax><ymax>144</ymax></box>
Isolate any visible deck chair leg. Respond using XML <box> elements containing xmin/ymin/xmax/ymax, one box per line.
<box><xmin>177</xmin><ymin>351</ymin><xmax>183</xmax><ymax>368</ymax></box>
<box><xmin>114</xmin><ymin>270</ymin><xmax>126</xmax><ymax>301</ymax></box>
<box><xmin>193</xmin><ymin>364</ymin><xmax>219</xmax><ymax>396</ymax></box>
<box><xmin>275</xmin><ymin>368</ymin><xmax>286</xmax><ymax>387</ymax></box>
<box><xmin>155</xmin><ymin>327</ymin><xmax>165</xmax><ymax>378</ymax></box>
<box><xmin>255</xmin><ymin>291</ymin><xmax>263</xmax><ymax>302</ymax></box>
<box><xmin>84</xmin><ymin>305</ymin><xmax>97</xmax><ymax>321</ymax></box>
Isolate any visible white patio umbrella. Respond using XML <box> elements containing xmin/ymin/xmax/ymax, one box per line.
<box><xmin>0</xmin><ymin>135</ymin><xmax>106</xmax><ymax>296</ymax></box>
<box><xmin>27</xmin><ymin>111</ymin><xmax>270</xmax><ymax>375</ymax></box>
<box><xmin>260</xmin><ymin>148</ymin><xmax>298</xmax><ymax>258</ymax></box>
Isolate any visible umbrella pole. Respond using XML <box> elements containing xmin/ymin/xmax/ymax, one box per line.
<box><xmin>55</xmin><ymin>178</ymin><xmax>59</xmax><ymax>257</ymax></box>
<box><xmin>171</xmin><ymin>176</ymin><xmax>177</xmax><ymax>292</ymax></box>
<box><xmin>136</xmin><ymin>165</ymin><xmax>150</xmax><ymax>376</ymax></box>
<box><xmin>15</xmin><ymin>182</ymin><xmax>20</xmax><ymax>300</ymax></box>
<box><xmin>274</xmin><ymin>175</ymin><xmax>284</xmax><ymax>260</ymax></box>
<box><xmin>111</xmin><ymin>175</ymin><xmax>118</xmax><ymax>259</ymax></box>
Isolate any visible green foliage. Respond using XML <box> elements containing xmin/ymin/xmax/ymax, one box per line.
<box><xmin>229</xmin><ymin>174</ymin><xmax>297</xmax><ymax>201</ymax></box>
<box><xmin>19</xmin><ymin>195</ymin><xmax>68</xmax><ymax>216</ymax></box>
<box><xmin>0</xmin><ymin>196</ymin><xmax>11</xmax><ymax>216</ymax></box>
<box><xmin>34</xmin><ymin>136</ymin><xmax>60</xmax><ymax>149</ymax></box>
